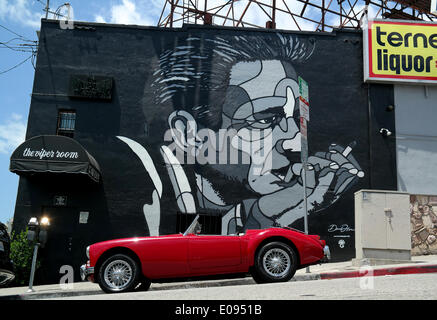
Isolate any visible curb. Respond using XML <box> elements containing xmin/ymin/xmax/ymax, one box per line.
<box><xmin>0</xmin><ymin>278</ymin><xmax>257</xmax><ymax>300</ymax></box>
<box><xmin>0</xmin><ymin>290</ymin><xmax>102</xmax><ymax>300</ymax></box>
<box><xmin>2</xmin><ymin>264</ymin><xmax>437</xmax><ymax>299</ymax></box>
<box><xmin>319</xmin><ymin>264</ymin><xmax>437</xmax><ymax>280</ymax></box>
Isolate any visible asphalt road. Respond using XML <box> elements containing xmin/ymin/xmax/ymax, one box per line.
<box><xmin>51</xmin><ymin>273</ymin><xmax>437</xmax><ymax>300</ymax></box>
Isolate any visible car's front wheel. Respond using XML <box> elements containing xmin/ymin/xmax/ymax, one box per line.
<box><xmin>98</xmin><ymin>254</ymin><xmax>141</xmax><ymax>293</ymax></box>
<box><xmin>252</xmin><ymin>241</ymin><xmax>297</xmax><ymax>284</ymax></box>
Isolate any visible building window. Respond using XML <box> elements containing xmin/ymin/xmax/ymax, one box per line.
<box><xmin>57</xmin><ymin>111</ymin><xmax>76</xmax><ymax>137</ymax></box>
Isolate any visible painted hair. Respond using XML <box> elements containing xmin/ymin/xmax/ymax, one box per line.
<box><xmin>151</xmin><ymin>32</ymin><xmax>316</xmax><ymax>130</ymax></box>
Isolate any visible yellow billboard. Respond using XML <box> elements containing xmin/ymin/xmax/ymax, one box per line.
<box><xmin>364</xmin><ymin>19</ymin><xmax>437</xmax><ymax>84</ymax></box>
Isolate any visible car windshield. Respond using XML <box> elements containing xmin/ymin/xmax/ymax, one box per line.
<box><xmin>183</xmin><ymin>214</ymin><xmax>200</xmax><ymax>236</ymax></box>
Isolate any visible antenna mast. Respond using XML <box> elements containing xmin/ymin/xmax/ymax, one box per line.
<box><xmin>44</xmin><ymin>0</ymin><xmax>50</xmax><ymax>19</ymax></box>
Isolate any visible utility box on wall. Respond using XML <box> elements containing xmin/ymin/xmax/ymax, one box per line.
<box><xmin>353</xmin><ymin>189</ymin><xmax>411</xmax><ymax>266</ymax></box>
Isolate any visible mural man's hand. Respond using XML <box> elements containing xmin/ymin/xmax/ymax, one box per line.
<box><xmin>312</xmin><ymin>143</ymin><xmax>364</xmax><ymax>200</ymax></box>
<box><xmin>256</xmin><ymin>164</ymin><xmax>336</xmax><ymax>227</ymax></box>
<box><xmin>261</xmin><ymin>143</ymin><xmax>364</xmax><ymax>227</ymax></box>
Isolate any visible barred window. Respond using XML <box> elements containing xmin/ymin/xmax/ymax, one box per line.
<box><xmin>57</xmin><ymin>111</ymin><xmax>76</xmax><ymax>137</ymax></box>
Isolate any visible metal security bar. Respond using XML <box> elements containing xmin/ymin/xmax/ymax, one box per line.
<box><xmin>57</xmin><ymin>111</ymin><xmax>76</xmax><ymax>138</ymax></box>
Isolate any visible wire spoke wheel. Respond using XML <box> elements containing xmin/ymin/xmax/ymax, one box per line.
<box><xmin>98</xmin><ymin>254</ymin><xmax>142</xmax><ymax>293</ymax></box>
<box><xmin>262</xmin><ymin>248</ymin><xmax>291</xmax><ymax>278</ymax></box>
<box><xmin>103</xmin><ymin>259</ymin><xmax>133</xmax><ymax>291</ymax></box>
<box><xmin>252</xmin><ymin>241</ymin><xmax>297</xmax><ymax>283</ymax></box>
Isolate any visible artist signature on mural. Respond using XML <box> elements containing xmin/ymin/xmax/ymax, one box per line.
<box><xmin>328</xmin><ymin>224</ymin><xmax>354</xmax><ymax>233</ymax></box>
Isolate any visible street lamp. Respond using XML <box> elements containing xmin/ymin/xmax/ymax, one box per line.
<box><xmin>27</xmin><ymin>216</ymin><xmax>50</xmax><ymax>293</ymax></box>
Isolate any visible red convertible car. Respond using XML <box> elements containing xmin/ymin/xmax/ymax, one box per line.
<box><xmin>81</xmin><ymin>215</ymin><xmax>330</xmax><ymax>293</ymax></box>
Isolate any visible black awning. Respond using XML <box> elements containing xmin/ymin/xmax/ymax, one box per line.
<box><xmin>10</xmin><ymin>135</ymin><xmax>101</xmax><ymax>183</ymax></box>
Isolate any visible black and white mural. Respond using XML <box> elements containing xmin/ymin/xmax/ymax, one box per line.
<box><xmin>16</xmin><ymin>21</ymin><xmax>398</xmax><ymax>280</ymax></box>
<box><xmin>117</xmin><ymin>34</ymin><xmax>364</xmax><ymax>237</ymax></box>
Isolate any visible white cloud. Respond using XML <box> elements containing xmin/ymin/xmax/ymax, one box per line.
<box><xmin>94</xmin><ymin>0</ymin><xmax>161</xmax><ymax>26</ymax></box>
<box><xmin>95</xmin><ymin>14</ymin><xmax>107</xmax><ymax>23</ymax></box>
<box><xmin>275</xmin><ymin>4</ymin><xmax>317</xmax><ymax>31</ymax></box>
<box><xmin>0</xmin><ymin>113</ymin><xmax>26</xmax><ymax>155</ymax></box>
<box><xmin>111</xmin><ymin>0</ymin><xmax>152</xmax><ymax>25</ymax></box>
<box><xmin>0</xmin><ymin>0</ymin><xmax>43</xmax><ymax>28</ymax></box>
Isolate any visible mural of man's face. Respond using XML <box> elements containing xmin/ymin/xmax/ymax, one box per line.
<box><xmin>215</xmin><ymin>59</ymin><xmax>302</xmax><ymax>196</ymax></box>
<box><xmin>167</xmin><ymin>56</ymin><xmax>362</xmax><ymax>215</ymax></box>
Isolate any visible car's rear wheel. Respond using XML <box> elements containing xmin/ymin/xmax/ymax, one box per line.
<box><xmin>98</xmin><ymin>254</ymin><xmax>141</xmax><ymax>293</ymax></box>
<box><xmin>252</xmin><ymin>241</ymin><xmax>297</xmax><ymax>284</ymax></box>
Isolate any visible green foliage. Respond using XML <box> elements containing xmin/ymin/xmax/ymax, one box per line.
<box><xmin>9</xmin><ymin>228</ymin><xmax>40</xmax><ymax>286</ymax></box>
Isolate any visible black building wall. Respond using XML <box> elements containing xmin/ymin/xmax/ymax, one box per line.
<box><xmin>12</xmin><ymin>20</ymin><xmax>397</xmax><ymax>284</ymax></box>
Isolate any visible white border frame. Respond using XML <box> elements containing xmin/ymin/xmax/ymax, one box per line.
<box><xmin>363</xmin><ymin>18</ymin><xmax>437</xmax><ymax>85</ymax></box>
<box><xmin>432</xmin><ymin>0</ymin><xmax>437</xmax><ymax>15</ymax></box>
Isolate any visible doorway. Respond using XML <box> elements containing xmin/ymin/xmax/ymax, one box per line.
<box><xmin>39</xmin><ymin>206</ymin><xmax>82</xmax><ymax>284</ymax></box>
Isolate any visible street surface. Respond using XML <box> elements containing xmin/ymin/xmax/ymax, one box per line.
<box><xmin>50</xmin><ymin>273</ymin><xmax>437</xmax><ymax>300</ymax></box>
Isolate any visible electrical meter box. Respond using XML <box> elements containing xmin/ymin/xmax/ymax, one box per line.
<box><xmin>353</xmin><ymin>189</ymin><xmax>411</xmax><ymax>266</ymax></box>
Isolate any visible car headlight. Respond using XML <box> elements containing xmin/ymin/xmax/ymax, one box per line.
<box><xmin>86</xmin><ymin>246</ymin><xmax>90</xmax><ymax>259</ymax></box>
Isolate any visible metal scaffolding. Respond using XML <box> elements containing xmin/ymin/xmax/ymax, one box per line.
<box><xmin>157</xmin><ymin>0</ymin><xmax>437</xmax><ymax>31</ymax></box>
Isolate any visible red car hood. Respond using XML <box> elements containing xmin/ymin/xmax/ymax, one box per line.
<box><xmin>92</xmin><ymin>233</ymin><xmax>184</xmax><ymax>246</ymax></box>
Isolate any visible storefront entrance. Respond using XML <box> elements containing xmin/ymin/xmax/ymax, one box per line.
<box><xmin>40</xmin><ymin>206</ymin><xmax>83</xmax><ymax>284</ymax></box>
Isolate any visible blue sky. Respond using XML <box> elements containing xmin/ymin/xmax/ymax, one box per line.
<box><xmin>0</xmin><ymin>0</ymin><xmax>368</xmax><ymax>225</ymax></box>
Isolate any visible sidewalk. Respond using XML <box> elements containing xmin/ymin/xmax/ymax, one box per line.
<box><xmin>1</xmin><ymin>254</ymin><xmax>437</xmax><ymax>300</ymax></box>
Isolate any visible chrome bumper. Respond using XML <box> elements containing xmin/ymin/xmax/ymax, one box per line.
<box><xmin>80</xmin><ymin>264</ymin><xmax>94</xmax><ymax>281</ymax></box>
<box><xmin>322</xmin><ymin>245</ymin><xmax>331</xmax><ymax>262</ymax></box>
